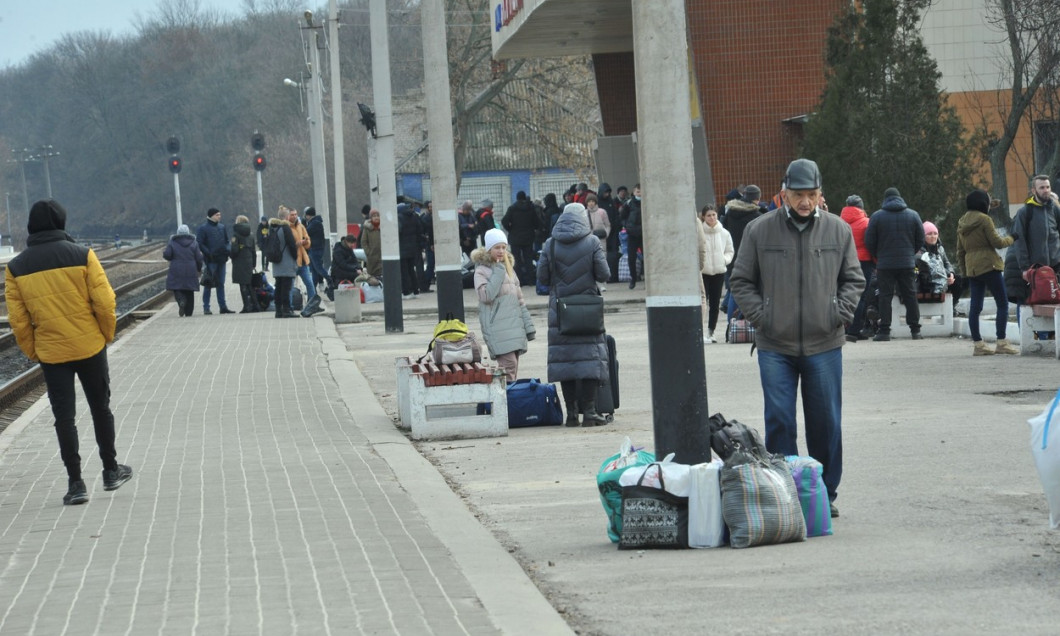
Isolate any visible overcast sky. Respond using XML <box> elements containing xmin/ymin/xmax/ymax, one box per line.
<box><xmin>0</xmin><ymin>0</ymin><xmax>247</xmax><ymax>68</ymax></box>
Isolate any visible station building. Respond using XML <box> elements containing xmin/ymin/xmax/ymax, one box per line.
<box><xmin>491</xmin><ymin>0</ymin><xmax>1048</xmax><ymax>214</ymax></box>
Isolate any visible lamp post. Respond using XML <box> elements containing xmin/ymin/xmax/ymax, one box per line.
<box><xmin>328</xmin><ymin>0</ymin><xmax>347</xmax><ymax>240</ymax></box>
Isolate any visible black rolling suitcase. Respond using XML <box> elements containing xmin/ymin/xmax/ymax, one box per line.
<box><xmin>595</xmin><ymin>334</ymin><xmax>619</xmax><ymax>421</ymax></box>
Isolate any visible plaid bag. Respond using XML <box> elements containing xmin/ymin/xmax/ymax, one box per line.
<box><xmin>726</xmin><ymin>318</ymin><xmax>755</xmax><ymax>344</ymax></box>
<box><xmin>721</xmin><ymin>451</ymin><xmax>806</xmax><ymax>548</ymax></box>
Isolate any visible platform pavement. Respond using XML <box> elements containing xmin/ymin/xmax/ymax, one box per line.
<box><xmin>0</xmin><ymin>281</ymin><xmax>572</xmax><ymax>636</ymax></box>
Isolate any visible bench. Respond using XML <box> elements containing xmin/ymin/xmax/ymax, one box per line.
<box><xmin>1019</xmin><ymin>305</ymin><xmax>1060</xmax><ymax>358</ymax></box>
<box><xmin>395</xmin><ymin>356</ymin><xmax>509</xmax><ymax>440</ymax></box>
<box><xmin>890</xmin><ymin>292</ymin><xmax>953</xmax><ymax>338</ymax></box>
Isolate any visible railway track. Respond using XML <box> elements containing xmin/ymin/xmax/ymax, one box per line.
<box><xmin>0</xmin><ymin>268</ymin><xmax>170</xmax><ymax>433</ymax></box>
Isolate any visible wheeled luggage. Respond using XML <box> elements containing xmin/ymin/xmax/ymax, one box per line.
<box><xmin>595</xmin><ymin>334</ymin><xmax>619</xmax><ymax>421</ymax></box>
<box><xmin>506</xmin><ymin>379</ymin><xmax>563</xmax><ymax>428</ymax></box>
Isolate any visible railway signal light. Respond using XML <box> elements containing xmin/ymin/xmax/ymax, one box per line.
<box><xmin>168</xmin><ymin>155</ymin><xmax>182</xmax><ymax>174</ymax></box>
<box><xmin>253</xmin><ymin>153</ymin><xmax>266</xmax><ymax>172</ymax></box>
<box><xmin>251</xmin><ymin>131</ymin><xmax>265</xmax><ymax>151</ymax></box>
<box><xmin>166</xmin><ymin>136</ymin><xmax>180</xmax><ymax>155</ymax></box>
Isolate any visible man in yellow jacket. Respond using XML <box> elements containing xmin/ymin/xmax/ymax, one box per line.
<box><xmin>5</xmin><ymin>199</ymin><xmax>133</xmax><ymax>505</ymax></box>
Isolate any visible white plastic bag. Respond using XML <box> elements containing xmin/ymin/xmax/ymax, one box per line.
<box><xmin>1029</xmin><ymin>388</ymin><xmax>1060</xmax><ymax>529</ymax></box>
<box><xmin>619</xmin><ymin>453</ymin><xmax>691</xmax><ymax>497</ymax></box>
<box><xmin>688</xmin><ymin>460</ymin><xmax>726</xmax><ymax>548</ymax></box>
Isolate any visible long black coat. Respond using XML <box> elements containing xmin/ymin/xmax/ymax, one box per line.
<box><xmin>536</xmin><ymin>208</ymin><xmax>611</xmax><ymax>383</ymax></box>
<box><xmin>163</xmin><ymin>234</ymin><xmax>203</xmax><ymax>291</ymax></box>
<box><xmin>230</xmin><ymin>222</ymin><xmax>256</xmax><ymax>285</ymax></box>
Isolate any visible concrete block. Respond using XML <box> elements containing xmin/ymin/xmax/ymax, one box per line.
<box><xmin>334</xmin><ymin>286</ymin><xmax>362</xmax><ymax>323</ymax></box>
<box><xmin>890</xmin><ymin>294</ymin><xmax>953</xmax><ymax>338</ymax></box>
<box><xmin>405</xmin><ymin>370</ymin><xmax>509</xmax><ymax>441</ymax></box>
<box><xmin>1019</xmin><ymin>305</ymin><xmax>1060</xmax><ymax>358</ymax></box>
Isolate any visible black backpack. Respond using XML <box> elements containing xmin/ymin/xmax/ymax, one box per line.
<box><xmin>265</xmin><ymin>226</ymin><xmax>285</xmax><ymax>263</ymax></box>
<box><xmin>707</xmin><ymin>413</ymin><xmax>771</xmax><ymax>461</ymax></box>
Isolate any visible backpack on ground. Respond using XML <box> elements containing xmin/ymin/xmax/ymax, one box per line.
<box><xmin>707</xmin><ymin>413</ymin><xmax>770</xmax><ymax>461</ymax></box>
<box><xmin>265</xmin><ymin>226</ymin><xmax>285</xmax><ymax>263</ymax></box>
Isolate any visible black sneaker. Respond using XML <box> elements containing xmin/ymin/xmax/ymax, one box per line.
<box><xmin>102</xmin><ymin>464</ymin><xmax>133</xmax><ymax>491</ymax></box>
<box><xmin>830</xmin><ymin>502</ymin><xmax>839</xmax><ymax>518</ymax></box>
<box><xmin>219</xmin><ymin>308</ymin><xmax>235</xmax><ymax>314</ymax></box>
<box><xmin>873</xmin><ymin>332</ymin><xmax>891</xmax><ymax>342</ymax></box>
<box><xmin>203</xmin><ymin>309</ymin><xmax>213</xmax><ymax>315</ymax></box>
<box><xmin>63</xmin><ymin>479</ymin><xmax>88</xmax><ymax>505</ymax></box>
<box><xmin>911</xmin><ymin>332</ymin><xmax>923</xmax><ymax>340</ymax></box>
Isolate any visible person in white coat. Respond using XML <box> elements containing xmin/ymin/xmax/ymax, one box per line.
<box><xmin>699</xmin><ymin>205</ymin><xmax>734</xmax><ymax>343</ymax></box>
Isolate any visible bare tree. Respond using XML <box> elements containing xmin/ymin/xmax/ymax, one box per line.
<box><xmin>980</xmin><ymin>0</ymin><xmax>1060</xmax><ymax>224</ymax></box>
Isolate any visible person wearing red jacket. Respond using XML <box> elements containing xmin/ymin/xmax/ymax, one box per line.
<box><xmin>840</xmin><ymin>195</ymin><xmax>874</xmax><ymax>341</ymax></box>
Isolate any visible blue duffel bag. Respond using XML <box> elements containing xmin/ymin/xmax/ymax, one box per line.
<box><xmin>507</xmin><ymin>378</ymin><xmax>563</xmax><ymax>428</ymax></box>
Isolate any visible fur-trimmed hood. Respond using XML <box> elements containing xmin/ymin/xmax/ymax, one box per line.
<box><xmin>471</xmin><ymin>246</ymin><xmax>514</xmax><ymax>268</ymax></box>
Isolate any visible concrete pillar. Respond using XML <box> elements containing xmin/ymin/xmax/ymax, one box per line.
<box><xmin>632</xmin><ymin>0</ymin><xmax>711</xmax><ymax>464</ymax></box>
<box><xmin>306</xmin><ymin>31</ymin><xmax>332</xmax><ymax>240</ymax></box>
<box><xmin>369</xmin><ymin>0</ymin><xmax>403</xmax><ymax>331</ymax></box>
<box><xmin>421</xmin><ymin>0</ymin><xmax>465</xmax><ymax>322</ymax></box>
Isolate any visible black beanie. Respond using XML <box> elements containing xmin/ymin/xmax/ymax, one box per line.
<box><xmin>966</xmin><ymin>189</ymin><xmax>991</xmax><ymax>214</ymax></box>
<box><xmin>27</xmin><ymin>199</ymin><xmax>67</xmax><ymax>234</ymax></box>
<box><xmin>883</xmin><ymin>187</ymin><xmax>901</xmax><ymax>199</ymax></box>
<box><xmin>207</xmin><ymin>207</ymin><xmax>220</xmax><ymax>218</ymax></box>
<box><xmin>304</xmin><ymin>207</ymin><xmax>316</xmax><ymax>217</ymax></box>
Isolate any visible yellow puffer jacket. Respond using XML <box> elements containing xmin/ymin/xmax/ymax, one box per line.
<box><xmin>5</xmin><ymin>231</ymin><xmax>116</xmax><ymax>363</ymax></box>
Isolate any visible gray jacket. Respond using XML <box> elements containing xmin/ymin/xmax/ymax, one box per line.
<box><xmin>730</xmin><ymin>207</ymin><xmax>865</xmax><ymax>357</ymax></box>
<box><xmin>536</xmin><ymin>209</ymin><xmax>611</xmax><ymax>383</ymax></box>
<box><xmin>268</xmin><ymin>218</ymin><xmax>298</xmax><ymax>278</ymax></box>
<box><xmin>472</xmin><ymin>248</ymin><xmax>535</xmax><ymax>358</ymax></box>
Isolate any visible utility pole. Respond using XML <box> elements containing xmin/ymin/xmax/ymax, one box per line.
<box><xmin>301</xmin><ymin>11</ymin><xmax>332</xmax><ymax>243</ymax></box>
<box><xmin>4</xmin><ymin>191</ymin><xmax>11</xmax><ymax>247</ymax></box>
<box><xmin>9</xmin><ymin>149</ymin><xmax>33</xmax><ymax>214</ymax></box>
<box><xmin>167</xmin><ymin>136</ymin><xmax>183</xmax><ymax>228</ymax></box>
<box><xmin>328</xmin><ymin>0</ymin><xmax>347</xmax><ymax>242</ymax></box>
<box><xmin>36</xmin><ymin>145</ymin><xmax>60</xmax><ymax>198</ymax></box>
<box><xmin>633</xmin><ymin>1</ymin><xmax>711</xmax><ymax>464</ymax></box>
<box><xmin>421</xmin><ymin>0</ymin><xmax>464</xmax><ymax>322</ymax></box>
<box><xmin>369</xmin><ymin>0</ymin><xmax>402</xmax><ymax>332</ymax></box>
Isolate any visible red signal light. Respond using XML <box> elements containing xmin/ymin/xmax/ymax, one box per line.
<box><xmin>168</xmin><ymin>155</ymin><xmax>182</xmax><ymax>174</ymax></box>
<box><xmin>253</xmin><ymin>153</ymin><xmax>266</xmax><ymax>172</ymax></box>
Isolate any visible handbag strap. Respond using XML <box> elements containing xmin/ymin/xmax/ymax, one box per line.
<box><xmin>636</xmin><ymin>463</ymin><xmax>666</xmax><ymax>490</ymax></box>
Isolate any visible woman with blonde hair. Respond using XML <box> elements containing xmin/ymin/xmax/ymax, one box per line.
<box><xmin>472</xmin><ymin>229</ymin><xmax>535</xmax><ymax>382</ymax></box>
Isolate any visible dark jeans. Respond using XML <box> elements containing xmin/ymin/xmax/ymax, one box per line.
<box><xmin>274</xmin><ymin>276</ymin><xmax>293</xmax><ymax>315</ymax></box>
<box><xmin>876</xmin><ymin>267</ymin><xmax>919</xmax><ymax>333</ymax></box>
<box><xmin>260</xmin><ymin>250</ymin><xmax>270</xmax><ymax>272</ymax></box>
<box><xmin>171</xmin><ymin>290</ymin><xmax>195</xmax><ymax>316</ymax></box>
<box><xmin>421</xmin><ymin>248</ymin><xmax>435</xmax><ymax>289</ymax></box>
<box><xmin>238</xmin><ymin>283</ymin><xmax>255</xmax><ymax>311</ymax></box>
<box><xmin>308</xmin><ymin>248</ymin><xmax>327</xmax><ymax>287</ymax></box>
<box><xmin>968</xmin><ymin>270</ymin><xmax>1008</xmax><ymax>341</ymax></box>
<box><xmin>40</xmin><ymin>348</ymin><xmax>118</xmax><ymax>481</ymax></box>
<box><xmin>702</xmin><ymin>272</ymin><xmax>725</xmax><ymax>332</ymax></box>
<box><xmin>606</xmin><ymin>250</ymin><xmax>621</xmax><ymax>283</ymax></box>
<box><xmin>512</xmin><ymin>243</ymin><xmax>536</xmax><ymax>286</ymax></box>
<box><xmin>758</xmin><ymin>347</ymin><xmax>843</xmax><ymax>501</ymax></box>
<box><xmin>202</xmin><ymin>260</ymin><xmax>228</xmax><ymax>311</ymax></box>
<box><xmin>400</xmin><ymin>256</ymin><xmax>419</xmax><ymax>295</ymax></box>
<box><xmin>847</xmin><ymin>261</ymin><xmax>876</xmax><ymax>336</ymax></box>
<box><xmin>626</xmin><ymin>234</ymin><xmax>643</xmax><ymax>281</ymax></box>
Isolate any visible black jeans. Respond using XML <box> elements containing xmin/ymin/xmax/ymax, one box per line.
<box><xmin>400</xmin><ymin>256</ymin><xmax>419</xmax><ymax>295</ymax></box>
<box><xmin>511</xmin><ymin>243</ymin><xmax>536</xmax><ymax>286</ymax></box>
<box><xmin>40</xmin><ymin>348</ymin><xmax>118</xmax><ymax>481</ymax></box>
<box><xmin>702</xmin><ymin>272</ymin><xmax>725</xmax><ymax>332</ymax></box>
<box><xmin>626</xmin><ymin>234</ymin><xmax>643</xmax><ymax>281</ymax></box>
<box><xmin>606</xmin><ymin>250</ymin><xmax>621</xmax><ymax>283</ymax></box>
<box><xmin>876</xmin><ymin>267</ymin><xmax>919</xmax><ymax>332</ymax></box>
<box><xmin>274</xmin><ymin>276</ymin><xmax>293</xmax><ymax>315</ymax></box>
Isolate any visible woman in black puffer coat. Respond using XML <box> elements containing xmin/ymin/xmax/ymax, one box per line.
<box><xmin>230</xmin><ymin>215</ymin><xmax>259</xmax><ymax>312</ymax></box>
<box><xmin>162</xmin><ymin>224</ymin><xmax>204</xmax><ymax>317</ymax></box>
<box><xmin>536</xmin><ymin>203</ymin><xmax>611</xmax><ymax>426</ymax></box>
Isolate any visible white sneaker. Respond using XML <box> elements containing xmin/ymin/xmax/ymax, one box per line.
<box><xmin>704</xmin><ymin>331</ymin><xmax>716</xmax><ymax>344</ymax></box>
<box><xmin>402</xmin><ymin>293</ymin><xmax>413</xmax><ymax>300</ymax></box>
<box><xmin>600</xmin><ymin>285</ymin><xmax>607</xmax><ymax>292</ymax></box>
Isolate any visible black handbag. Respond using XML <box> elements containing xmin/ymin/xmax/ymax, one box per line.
<box><xmin>199</xmin><ymin>267</ymin><xmax>216</xmax><ymax>288</ymax></box>
<box><xmin>549</xmin><ymin>240</ymin><xmax>605</xmax><ymax>336</ymax></box>
<box><xmin>619</xmin><ymin>463</ymin><xmax>689</xmax><ymax>549</ymax></box>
